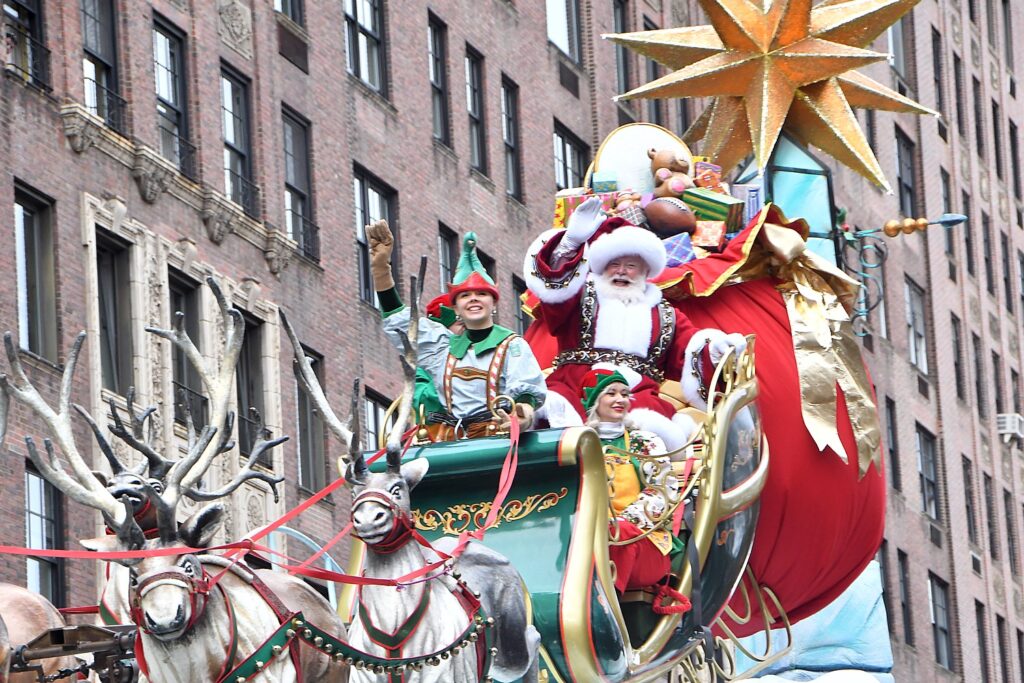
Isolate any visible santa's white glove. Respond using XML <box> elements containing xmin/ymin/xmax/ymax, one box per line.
<box><xmin>708</xmin><ymin>332</ymin><xmax>748</xmax><ymax>364</ymax></box>
<box><xmin>561</xmin><ymin>196</ymin><xmax>606</xmax><ymax>253</ymax></box>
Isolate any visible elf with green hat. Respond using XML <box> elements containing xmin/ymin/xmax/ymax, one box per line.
<box><xmin>582</xmin><ymin>364</ymin><xmax>687</xmax><ymax>594</ymax></box>
<box><xmin>367</xmin><ymin>219</ymin><xmax>546</xmax><ymax>441</ymax></box>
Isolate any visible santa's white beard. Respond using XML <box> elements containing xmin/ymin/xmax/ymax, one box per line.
<box><xmin>594</xmin><ymin>273</ymin><xmax>647</xmax><ymax>306</ymax></box>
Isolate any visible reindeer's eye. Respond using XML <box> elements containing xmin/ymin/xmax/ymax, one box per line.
<box><xmin>181</xmin><ymin>559</ymin><xmax>196</xmax><ymax>577</ymax></box>
<box><xmin>129</xmin><ymin>571</ymin><xmax>138</xmax><ymax>586</ymax></box>
<box><xmin>389</xmin><ymin>483</ymin><xmax>402</xmax><ymax>499</ymax></box>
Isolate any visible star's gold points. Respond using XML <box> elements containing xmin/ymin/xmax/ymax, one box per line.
<box><xmin>606</xmin><ymin>0</ymin><xmax>933</xmax><ymax>190</ymax></box>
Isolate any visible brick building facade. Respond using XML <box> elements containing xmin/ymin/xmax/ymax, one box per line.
<box><xmin>1</xmin><ymin>0</ymin><xmax>1022</xmax><ymax>681</ymax></box>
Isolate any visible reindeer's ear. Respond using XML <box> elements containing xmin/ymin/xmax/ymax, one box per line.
<box><xmin>179</xmin><ymin>503</ymin><xmax>226</xmax><ymax>548</ymax></box>
<box><xmin>92</xmin><ymin>470</ymin><xmax>110</xmax><ymax>487</ymax></box>
<box><xmin>80</xmin><ymin>535</ymin><xmax>120</xmax><ymax>552</ymax></box>
<box><xmin>401</xmin><ymin>458</ymin><xmax>430</xmax><ymax>491</ymax></box>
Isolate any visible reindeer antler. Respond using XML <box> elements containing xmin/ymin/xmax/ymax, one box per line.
<box><xmin>103</xmin><ymin>389</ymin><xmax>172</xmax><ymax>480</ymax></box>
<box><xmin>280</xmin><ymin>309</ymin><xmax>362</xmax><ymax>461</ymax></box>
<box><xmin>146</xmin><ymin>277</ymin><xmax>244</xmax><ymax>493</ymax></box>
<box><xmin>385</xmin><ymin>256</ymin><xmax>427</xmax><ymax>472</ymax></box>
<box><xmin>0</xmin><ymin>332</ymin><xmax>128</xmax><ymax>526</ymax></box>
<box><xmin>185</xmin><ymin>408</ymin><xmax>286</xmax><ymax>503</ymax></box>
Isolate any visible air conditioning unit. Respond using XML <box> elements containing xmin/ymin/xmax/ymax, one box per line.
<box><xmin>997</xmin><ymin>413</ymin><xmax>1024</xmax><ymax>443</ymax></box>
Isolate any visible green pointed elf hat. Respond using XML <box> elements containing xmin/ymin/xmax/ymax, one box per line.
<box><xmin>448</xmin><ymin>232</ymin><xmax>500</xmax><ymax>301</ymax></box>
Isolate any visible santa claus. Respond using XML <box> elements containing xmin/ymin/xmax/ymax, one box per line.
<box><xmin>523</xmin><ymin>196</ymin><xmax>745</xmax><ymax>449</ymax></box>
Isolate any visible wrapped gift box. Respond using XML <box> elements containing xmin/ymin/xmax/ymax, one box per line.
<box><xmin>692</xmin><ymin>220</ymin><xmax>727</xmax><ymax>250</ymax></box>
<box><xmin>552</xmin><ymin>190</ymin><xmax>620</xmax><ymax>228</ymax></box>
<box><xmin>682</xmin><ymin>187</ymin><xmax>745</xmax><ymax>231</ymax></box>
<box><xmin>591</xmin><ymin>170</ymin><xmax>618</xmax><ymax>193</ymax></box>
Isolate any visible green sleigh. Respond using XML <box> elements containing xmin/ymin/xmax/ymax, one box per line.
<box><xmin>339</xmin><ymin>342</ymin><xmax>769</xmax><ymax>682</ymax></box>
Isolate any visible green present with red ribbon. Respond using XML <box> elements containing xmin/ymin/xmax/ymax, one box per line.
<box><xmin>682</xmin><ymin>187</ymin><xmax>745</xmax><ymax>231</ymax></box>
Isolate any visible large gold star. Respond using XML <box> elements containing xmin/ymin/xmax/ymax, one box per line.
<box><xmin>607</xmin><ymin>0</ymin><xmax>934</xmax><ymax>191</ymax></box>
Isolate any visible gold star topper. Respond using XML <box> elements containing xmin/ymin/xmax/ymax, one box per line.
<box><xmin>607</xmin><ymin>0</ymin><xmax>935</xmax><ymax>191</ymax></box>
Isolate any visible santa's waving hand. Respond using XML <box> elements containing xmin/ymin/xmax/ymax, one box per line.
<box><xmin>523</xmin><ymin>197</ymin><xmax>744</xmax><ymax>451</ymax></box>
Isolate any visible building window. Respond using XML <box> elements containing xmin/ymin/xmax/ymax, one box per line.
<box><xmin>941</xmin><ymin>168</ymin><xmax>955</xmax><ymax>262</ymax></box>
<box><xmin>427</xmin><ymin>15</ymin><xmax>450</xmax><ymax>146</ymax></box>
<box><xmin>613</xmin><ymin>0</ymin><xmax>630</xmax><ymax>94</ymax></box>
<box><xmin>546</xmin><ymin>0</ymin><xmax>580</xmax><ymax>62</ymax></box>
<box><xmin>998</xmin><ymin>615</ymin><xmax>1012</xmax><ymax>683</ymax></box>
<box><xmin>894</xmin><ymin>127</ymin><xmax>916</xmax><ymax>217</ymax></box>
<box><xmin>974</xmin><ymin>333</ymin><xmax>988</xmax><ymax>418</ymax></box>
<box><xmin>553</xmin><ymin>122</ymin><xmax>587</xmax><ymax>190</ymax></box>
<box><xmin>1005</xmin><ymin>489</ymin><xmax>1020</xmax><ymax>574</ymax></box>
<box><xmin>964</xmin><ymin>191</ymin><xmax>975</xmax><ymax>276</ymax></box>
<box><xmin>643</xmin><ymin>20</ymin><xmax>663</xmax><ymax>125</ymax></box>
<box><xmin>884</xmin><ymin>397</ymin><xmax>901</xmax><ymax>491</ymax></box>
<box><xmin>904</xmin><ymin>278</ymin><xmax>928</xmax><ymax>374</ymax></box>
<box><xmin>25</xmin><ymin>468</ymin><xmax>62</xmax><ymax>604</ymax></box>
<box><xmin>501</xmin><ymin>76</ymin><xmax>522</xmax><ymax>200</ymax></box>
<box><xmin>96</xmin><ymin>233</ymin><xmax>133</xmax><ymax>396</ymax></box>
<box><xmin>344</xmin><ymin>0</ymin><xmax>385</xmax><ymax>93</ymax></box>
<box><xmin>274</xmin><ymin>0</ymin><xmax>303</xmax><ymax>26</ymax></box>
<box><xmin>1011</xmin><ymin>121</ymin><xmax>1021</xmax><ymax>201</ymax></box>
<box><xmin>977</xmin><ymin>601</ymin><xmax>993</xmax><ymax>682</ymax></box>
<box><xmin>928</xmin><ymin>573</ymin><xmax>952</xmax><ymax>670</ymax></box>
<box><xmin>81</xmin><ymin>0</ymin><xmax>124</xmax><ymax>133</ymax></box>
<box><xmin>1004</xmin><ymin>0</ymin><xmax>1015</xmax><ymax>64</ymax></box>
<box><xmin>952</xmin><ymin>315</ymin><xmax>966</xmax><ymax>400</ymax></box>
<box><xmin>13</xmin><ymin>185</ymin><xmax>56</xmax><ymax>362</ymax></box>
<box><xmin>153</xmin><ymin>20</ymin><xmax>193</xmax><ymax>177</ymax></box>
<box><xmin>964</xmin><ymin>456</ymin><xmax>979</xmax><ymax>545</ymax></box>
<box><xmin>169</xmin><ymin>271</ymin><xmax>206</xmax><ymax>427</ymax></box>
<box><xmin>897</xmin><ymin>548</ymin><xmax>913</xmax><ymax>644</ymax></box>
<box><xmin>987</xmin><ymin>0</ymin><xmax>999</xmax><ymax>48</ymax></box>
<box><xmin>678</xmin><ymin>99</ymin><xmax>691</xmax><ymax>135</ymax></box>
<box><xmin>877</xmin><ymin>541</ymin><xmax>894</xmax><ymax>633</ymax></box>
<box><xmin>1018</xmin><ymin>629</ymin><xmax>1024</xmax><ymax>683</ymax></box>
<box><xmin>364</xmin><ymin>388</ymin><xmax>394</xmax><ymax>450</ymax></box>
<box><xmin>512</xmin><ymin>276</ymin><xmax>530</xmax><ymax>335</ymax></box>
<box><xmin>283</xmin><ymin>108</ymin><xmax>318</xmax><ymax>260</ymax></box>
<box><xmin>466</xmin><ymin>47</ymin><xmax>487</xmax><ymax>175</ymax></box>
<box><xmin>477</xmin><ymin>249</ymin><xmax>496</xmax><ymax>283</ymax></box>
<box><xmin>993</xmin><ymin>101</ymin><xmax>1005</xmax><ymax>179</ymax></box>
<box><xmin>297</xmin><ymin>348</ymin><xmax>325</xmax><ymax>491</ymax></box>
<box><xmin>865</xmin><ymin>109</ymin><xmax>877</xmax><ymax>152</ymax></box>
<box><xmin>983</xmin><ymin>212</ymin><xmax>995</xmax><ymax>294</ymax></box>
<box><xmin>1002</xmin><ymin>233</ymin><xmax>1014</xmax><ymax>314</ymax></box>
<box><xmin>3</xmin><ymin>0</ymin><xmax>50</xmax><ymax>89</ymax></box>
<box><xmin>887</xmin><ymin>17</ymin><xmax>911</xmax><ymax>95</ymax></box>
<box><xmin>1013</xmin><ymin>368</ymin><xmax>1021</xmax><ymax>413</ymax></box>
<box><xmin>953</xmin><ymin>53</ymin><xmax>966</xmax><ymax>137</ymax></box>
<box><xmin>916</xmin><ymin>424</ymin><xmax>939</xmax><ymax>521</ymax></box>
<box><xmin>995</xmin><ymin>352</ymin><xmax>1006</xmax><ymax>414</ymax></box>
<box><xmin>353</xmin><ymin>168</ymin><xmax>394</xmax><ymax>304</ymax></box>
<box><xmin>221</xmin><ymin>68</ymin><xmax>258</xmax><ymax>217</ymax></box>
<box><xmin>931</xmin><ymin>29</ymin><xmax>946</xmax><ymax>137</ymax></box>
<box><xmin>437</xmin><ymin>223</ymin><xmax>457</xmax><ymax>289</ymax></box>
<box><xmin>235</xmin><ymin>317</ymin><xmax>267</xmax><ymax>466</ymax></box>
<box><xmin>1018</xmin><ymin>251</ymin><xmax>1024</xmax><ymax>313</ymax></box>
<box><xmin>974</xmin><ymin>77</ymin><xmax>986</xmax><ymax>158</ymax></box>
<box><xmin>985</xmin><ymin>473</ymin><xmax>999</xmax><ymax>559</ymax></box>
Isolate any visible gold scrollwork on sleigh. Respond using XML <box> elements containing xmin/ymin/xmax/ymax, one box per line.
<box><xmin>413</xmin><ymin>488</ymin><xmax>569</xmax><ymax>535</ymax></box>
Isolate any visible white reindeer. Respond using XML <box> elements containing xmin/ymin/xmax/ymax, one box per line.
<box><xmin>282</xmin><ymin>265</ymin><xmax>540</xmax><ymax>683</ymax></box>
<box><xmin>0</xmin><ymin>278</ymin><xmax>349</xmax><ymax>683</ymax></box>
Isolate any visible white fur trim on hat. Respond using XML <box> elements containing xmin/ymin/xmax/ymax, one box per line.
<box><xmin>588</xmin><ymin>225</ymin><xmax>667</xmax><ymax>279</ymax></box>
<box><xmin>522</xmin><ymin>229</ymin><xmax>591</xmax><ymax>304</ymax></box>
<box><xmin>680</xmin><ymin>328</ymin><xmax>728</xmax><ymax>411</ymax></box>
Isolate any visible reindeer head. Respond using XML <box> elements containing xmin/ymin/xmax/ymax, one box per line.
<box><xmin>349</xmin><ymin>448</ymin><xmax>429</xmax><ymax>551</ymax></box>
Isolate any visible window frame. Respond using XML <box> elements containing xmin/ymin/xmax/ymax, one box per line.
<box><xmin>168</xmin><ymin>269</ymin><xmax>206</xmax><ymax>427</ymax></box>
<box><xmin>427</xmin><ymin>14</ymin><xmax>451</xmax><ymax>147</ymax></box>
<box><xmin>96</xmin><ymin>231</ymin><xmax>134</xmax><ymax>396</ymax></box>
<box><xmin>974</xmin><ymin>333</ymin><xmax>988</xmax><ymax>418</ymax></box>
<box><xmin>465</xmin><ymin>45</ymin><xmax>487</xmax><ymax>175</ymax></box>
<box><xmin>931</xmin><ymin>28</ymin><xmax>947</xmax><ymax>136</ymax></box>
<box><xmin>904</xmin><ymin>278</ymin><xmax>928</xmax><ymax>375</ymax></box>
<box><xmin>643</xmin><ymin>18</ymin><xmax>663</xmax><ymax>125</ymax></box>
<box><xmin>437</xmin><ymin>223</ymin><xmax>457</xmax><ymax>290</ymax></box>
<box><xmin>512</xmin><ymin>276</ymin><xmax>530</xmax><ymax>336</ymax></box>
<box><xmin>81</xmin><ymin>0</ymin><xmax>124</xmax><ymax>132</ymax></box>
<box><xmin>297</xmin><ymin>347</ymin><xmax>326</xmax><ymax>492</ymax></box>
<box><xmin>928</xmin><ymin>573</ymin><xmax>953</xmax><ymax>670</ymax></box>
<box><xmin>353</xmin><ymin>167</ymin><xmax>396</xmax><ymax>305</ymax></box>
<box><xmin>274</xmin><ymin>0</ymin><xmax>304</xmax><ymax>26</ymax></box>
<box><xmin>25</xmin><ymin>466</ymin><xmax>64</xmax><ymax>606</ymax></box>
<box><xmin>553</xmin><ymin>121</ymin><xmax>588</xmax><ymax>191</ymax></box>
<box><xmin>964</xmin><ymin>455</ymin><xmax>979</xmax><ymax>545</ymax></box>
<box><xmin>952</xmin><ymin>314</ymin><xmax>966</xmax><ymax>400</ymax></box>
<box><xmin>344</xmin><ymin>0</ymin><xmax>387</xmax><ymax>94</ymax></box>
<box><xmin>894</xmin><ymin>126</ymin><xmax>917</xmax><ymax>217</ymax></box>
<box><xmin>153</xmin><ymin>17</ymin><xmax>192</xmax><ymax>176</ymax></box>
<box><xmin>221</xmin><ymin>65</ymin><xmax>259</xmax><ymax>217</ymax></box>
<box><xmin>964</xmin><ymin>191</ymin><xmax>975</xmax><ymax>276</ymax></box>
<box><xmin>985</xmin><ymin>472</ymin><xmax>1000</xmax><ymax>559</ymax></box>
<box><xmin>973</xmin><ymin>76</ymin><xmax>986</xmax><ymax>158</ymax></box>
<box><xmin>364</xmin><ymin>387</ymin><xmax>394</xmax><ymax>451</ymax></box>
<box><xmin>235</xmin><ymin>315</ymin><xmax>267</xmax><ymax>467</ymax></box>
<box><xmin>983</xmin><ymin>212</ymin><xmax>995</xmax><ymax>294</ymax></box>
<box><xmin>897</xmin><ymin>548</ymin><xmax>913</xmax><ymax>645</ymax></box>
<box><xmin>13</xmin><ymin>183</ymin><xmax>57</xmax><ymax>362</ymax></box>
<box><xmin>978</xmin><ymin>601</ymin><xmax>993</xmax><ymax>681</ymax></box>
<box><xmin>546</xmin><ymin>0</ymin><xmax>581</xmax><ymax>62</ymax></box>
<box><xmin>915</xmin><ymin>423</ymin><xmax>939</xmax><ymax>522</ymax></box>
<box><xmin>283</xmin><ymin>106</ymin><xmax>317</xmax><ymax>261</ymax></box>
<box><xmin>501</xmin><ymin>75</ymin><xmax>522</xmax><ymax>200</ymax></box>
<box><xmin>993</xmin><ymin>100</ymin><xmax>1005</xmax><ymax>179</ymax></box>
<box><xmin>885</xmin><ymin>396</ymin><xmax>901</xmax><ymax>491</ymax></box>
<box><xmin>613</xmin><ymin>0</ymin><xmax>630</xmax><ymax>94</ymax></box>
<box><xmin>1005</xmin><ymin>489</ymin><xmax>1020</xmax><ymax>575</ymax></box>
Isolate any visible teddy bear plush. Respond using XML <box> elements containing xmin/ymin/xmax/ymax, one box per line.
<box><xmin>648</xmin><ymin>147</ymin><xmax>695</xmax><ymax>199</ymax></box>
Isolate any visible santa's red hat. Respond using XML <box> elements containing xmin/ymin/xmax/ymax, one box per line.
<box><xmin>588</xmin><ymin>221</ymin><xmax>667</xmax><ymax>279</ymax></box>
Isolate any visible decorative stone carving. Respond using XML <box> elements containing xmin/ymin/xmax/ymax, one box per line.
<box><xmin>951</xmin><ymin>15</ymin><xmax>961</xmax><ymax>45</ymax></box>
<box><xmin>999</xmin><ymin>190</ymin><xmax>1010</xmax><ymax>220</ymax></box>
<box><xmin>173</xmin><ymin>237</ymin><xmax>198</xmax><ymax>273</ymax></box>
<box><xmin>239</xmin><ymin>276</ymin><xmax>262</xmax><ymax>309</ymax></box>
<box><xmin>246</xmin><ymin>494</ymin><xmax>265</xmax><ymax>531</ymax></box>
<box><xmin>62</xmin><ymin>107</ymin><xmax>101</xmax><ymax>154</ymax></box>
<box><xmin>218</xmin><ymin>0</ymin><xmax>253</xmax><ymax>59</ymax></box>
<box><xmin>132</xmin><ymin>147</ymin><xmax>174</xmax><ymax>203</ymax></box>
<box><xmin>201</xmin><ymin>187</ymin><xmax>240</xmax><ymax>244</ymax></box>
<box><xmin>980</xmin><ymin>167</ymin><xmax>991</xmax><ymax>201</ymax></box>
<box><xmin>996</xmin><ymin>578</ymin><xmax>1005</xmax><ymax>604</ymax></box>
<box><xmin>1015</xmin><ymin>588</ymin><xmax>1023</xmax><ymax>618</ymax></box>
<box><xmin>264</xmin><ymin>225</ymin><xmax>296</xmax><ymax>275</ymax></box>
